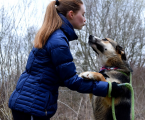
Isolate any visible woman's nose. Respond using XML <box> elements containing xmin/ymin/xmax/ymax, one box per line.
<box><xmin>84</xmin><ymin>18</ymin><xmax>86</xmax><ymax>22</ymax></box>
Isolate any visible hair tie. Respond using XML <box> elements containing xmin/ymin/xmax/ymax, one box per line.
<box><xmin>55</xmin><ymin>0</ymin><xmax>59</xmax><ymax>6</ymax></box>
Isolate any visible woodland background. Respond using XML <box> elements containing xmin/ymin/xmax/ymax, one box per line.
<box><xmin>0</xmin><ymin>0</ymin><xmax>145</xmax><ymax>120</ymax></box>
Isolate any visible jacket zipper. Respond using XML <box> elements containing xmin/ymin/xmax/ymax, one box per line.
<box><xmin>45</xmin><ymin>109</ymin><xmax>47</xmax><ymax>116</ymax></box>
<box><xmin>45</xmin><ymin>94</ymin><xmax>50</xmax><ymax>116</ymax></box>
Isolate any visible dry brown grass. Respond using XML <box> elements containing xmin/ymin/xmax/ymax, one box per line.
<box><xmin>0</xmin><ymin>67</ymin><xmax>145</xmax><ymax>120</ymax></box>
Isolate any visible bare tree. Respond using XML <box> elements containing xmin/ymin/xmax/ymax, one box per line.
<box><xmin>0</xmin><ymin>1</ymin><xmax>37</xmax><ymax>120</ymax></box>
<box><xmin>73</xmin><ymin>0</ymin><xmax>145</xmax><ymax>72</ymax></box>
<box><xmin>1</xmin><ymin>0</ymin><xmax>145</xmax><ymax>119</ymax></box>
<box><xmin>70</xmin><ymin>0</ymin><xmax>145</xmax><ymax>119</ymax></box>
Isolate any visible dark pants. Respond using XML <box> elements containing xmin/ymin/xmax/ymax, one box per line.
<box><xmin>11</xmin><ymin>109</ymin><xmax>50</xmax><ymax>120</ymax></box>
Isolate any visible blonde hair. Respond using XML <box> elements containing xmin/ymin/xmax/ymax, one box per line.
<box><xmin>34</xmin><ymin>0</ymin><xmax>83</xmax><ymax>49</ymax></box>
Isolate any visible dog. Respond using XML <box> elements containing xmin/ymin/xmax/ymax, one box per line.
<box><xmin>79</xmin><ymin>35</ymin><xmax>132</xmax><ymax>120</ymax></box>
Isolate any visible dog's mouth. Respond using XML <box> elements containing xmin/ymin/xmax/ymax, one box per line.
<box><xmin>88</xmin><ymin>35</ymin><xmax>104</xmax><ymax>55</ymax></box>
<box><xmin>92</xmin><ymin>47</ymin><xmax>99</xmax><ymax>55</ymax></box>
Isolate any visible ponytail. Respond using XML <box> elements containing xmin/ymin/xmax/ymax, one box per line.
<box><xmin>34</xmin><ymin>0</ymin><xmax>83</xmax><ymax>49</ymax></box>
<box><xmin>34</xmin><ymin>1</ymin><xmax>62</xmax><ymax>48</ymax></box>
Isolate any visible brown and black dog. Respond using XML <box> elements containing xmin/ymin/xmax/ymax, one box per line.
<box><xmin>79</xmin><ymin>35</ymin><xmax>132</xmax><ymax>120</ymax></box>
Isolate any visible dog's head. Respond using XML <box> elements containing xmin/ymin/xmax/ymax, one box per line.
<box><xmin>89</xmin><ymin>35</ymin><xmax>126</xmax><ymax>66</ymax></box>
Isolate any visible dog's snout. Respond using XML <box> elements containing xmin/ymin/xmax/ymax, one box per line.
<box><xmin>89</xmin><ymin>35</ymin><xmax>93</xmax><ymax>40</ymax></box>
<box><xmin>89</xmin><ymin>35</ymin><xmax>102</xmax><ymax>44</ymax></box>
<box><xmin>89</xmin><ymin>35</ymin><xmax>94</xmax><ymax>43</ymax></box>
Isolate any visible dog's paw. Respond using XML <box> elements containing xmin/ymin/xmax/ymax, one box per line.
<box><xmin>79</xmin><ymin>72</ymin><xmax>107</xmax><ymax>82</ymax></box>
<box><xmin>79</xmin><ymin>72</ymin><xmax>94</xmax><ymax>80</ymax></box>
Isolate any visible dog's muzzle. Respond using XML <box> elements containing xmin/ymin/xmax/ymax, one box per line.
<box><xmin>89</xmin><ymin>35</ymin><xmax>94</xmax><ymax>44</ymax></box>
<box><xmin>89</xmin><ymin>35</ymin><xmax>102</xmax><ymax>44</ymax></box>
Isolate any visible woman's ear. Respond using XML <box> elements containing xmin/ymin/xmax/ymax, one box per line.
<box><xmin>67</xmin><ymin>10</ymin><xmax>74</xmax><ymax>20</ymax></box>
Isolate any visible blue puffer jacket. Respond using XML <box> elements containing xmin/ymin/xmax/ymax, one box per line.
<box><xmin>8</xmin><ymin>13</ymin><xmax>108</xmax><ymax>118</ymax></box>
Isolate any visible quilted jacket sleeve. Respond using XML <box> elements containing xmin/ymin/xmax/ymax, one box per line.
<box><xmin>50</xmin><ymin>38</ymin><xmax>108</xmax><ymax>97</ymax></box>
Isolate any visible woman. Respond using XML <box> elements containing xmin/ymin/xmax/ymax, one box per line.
<box><xmin>9</xmin><ymin>0</ymin><xmax>123</xmax><ymax>120</ymax></box>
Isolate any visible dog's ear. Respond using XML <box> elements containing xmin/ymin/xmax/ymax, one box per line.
<box><xmin>116</xmin><ymin>45</ymin><xmax>126</xmax><ymax>60</ymax></box>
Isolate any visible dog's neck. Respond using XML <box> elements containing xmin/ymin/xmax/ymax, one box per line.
<box><xmin>99</xmin><ymin>56</ymin><xmax>131</xmax><ymax>74</ymax></box>
<box><xmin>100</xmin><ymin>66</ymin><xmax>119</xmax><ymax>72</ymax></box>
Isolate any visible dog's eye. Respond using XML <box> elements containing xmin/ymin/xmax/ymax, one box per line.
<box><xmin>102</xmin><ymin>38</ymin><xmax>108</xmax><ymax>41</ymax></box>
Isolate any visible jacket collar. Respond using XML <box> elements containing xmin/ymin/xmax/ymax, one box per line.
<box><xmin>59</xmin><ymin>13</ymin><xmax>78</xmax><ymax>41</ymax></box>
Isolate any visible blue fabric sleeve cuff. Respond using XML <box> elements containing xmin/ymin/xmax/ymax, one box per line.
<box><xmin>64</xmin><ymin>75</ymin><xmax>108</xmax><ymax>97</ymax></box>
<box><xmin>92</xmin><ymin>81</ymin><xmax>109</xmax><ymax>97</ymax></box>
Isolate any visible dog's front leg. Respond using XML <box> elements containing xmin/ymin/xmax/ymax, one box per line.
<box><xmin>79</xmin><ymin>72</ymin><xmax>121</xmax><ymax>106</ymax></box>
<box><xmin>79</xmin><ymin>71</ymin><xmax>107</xmax><ymax>82</ymax></box>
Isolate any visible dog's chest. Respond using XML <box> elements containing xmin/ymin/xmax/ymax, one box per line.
<box><xmin>100</xmin><ymin>70</ymin><xmax>121</xmax><ymax>83</ymax></box>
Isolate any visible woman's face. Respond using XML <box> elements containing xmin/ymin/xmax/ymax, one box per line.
<box><xmin>67</xmin><ymin>4</ymin><xmax>86</xmax><ymax>30</ymax></box>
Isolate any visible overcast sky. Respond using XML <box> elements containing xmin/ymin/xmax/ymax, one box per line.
<box><xmin>0</xmin><ymin>0</ymin><xmax>54</xmax><ymax>35</ymax></box>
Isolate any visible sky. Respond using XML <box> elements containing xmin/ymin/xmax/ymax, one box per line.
<box><xmin>0</xmin><ymin>0</ymin><xmax>145</xmax><ymax>65</ymax></box>
<box><xmin>0</xmin><ymin>0</ymin><xmax>54</xmax><ymax>35</ymax></box>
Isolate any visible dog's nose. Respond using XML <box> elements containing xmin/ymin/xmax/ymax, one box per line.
<box><xmin>89</xmin><ymin>35</ymin><xmax>93</xmax><ymax>40</ymax></box>
<box><xmin>89</xmin><ymin>35</ymin><xmax>94</xmax><ymax>43</ymax></box>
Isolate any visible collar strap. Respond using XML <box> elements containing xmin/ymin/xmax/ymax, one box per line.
<box><xmin>99</xmin><ymin>66</ymin><xmax>128</xmax><ymax>76</ymax></box>
<box><xmin>100</xmin><ymin>66</ymin><xmax>119</xmax><ymax>72</ymax></box>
